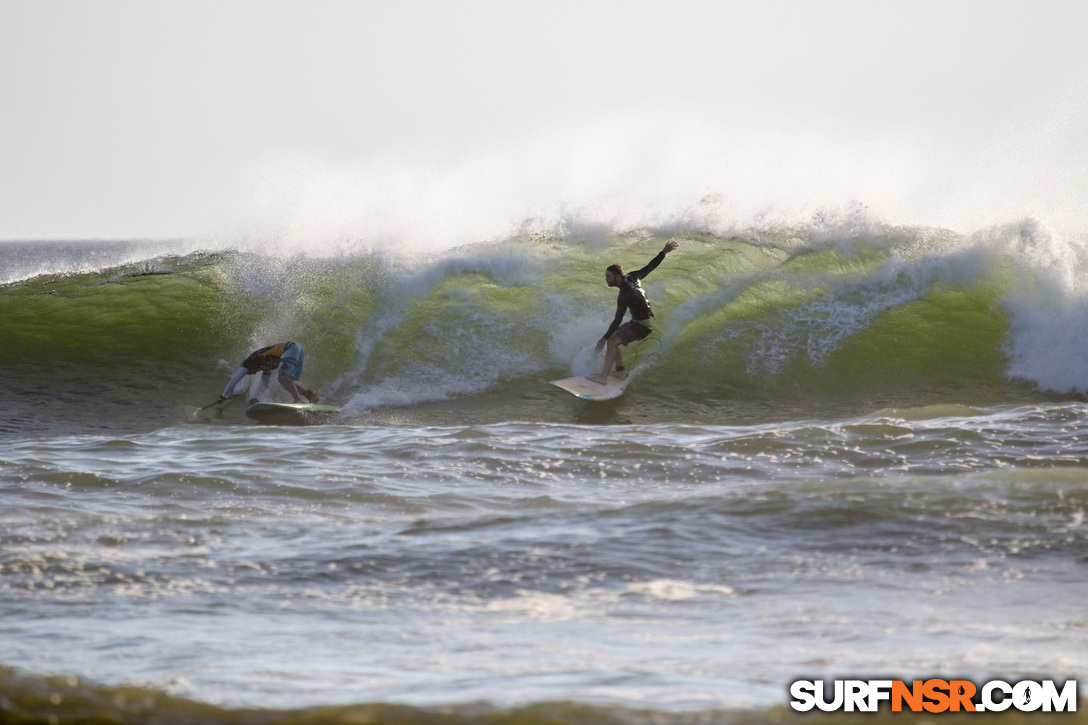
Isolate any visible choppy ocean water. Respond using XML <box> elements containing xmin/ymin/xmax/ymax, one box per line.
<box><xmin>2</xmin><ymin>223</ymin><xmax>1087</xmax><ymax>722</ymax></box>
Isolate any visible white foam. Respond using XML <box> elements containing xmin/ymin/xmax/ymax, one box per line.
<box><xmin>996</xmin><ymin>220</ymin><xmax>1088</xmax><ymax>393</ymax></box>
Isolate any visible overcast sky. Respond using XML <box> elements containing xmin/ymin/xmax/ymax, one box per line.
<box><xmin>2</xmin><ymin>0</ymin><xmax>1087</xmax><ymax>241</ymax></box>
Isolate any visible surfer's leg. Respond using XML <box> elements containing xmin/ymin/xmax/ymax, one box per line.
<box><xmin>250</xmin><ymin>372</ymin><xmax>273</xmax><ymax>402</ymax></box>
<box><xmin>613</xmin><ymin>346</ymin><xmax>625</xmax><ymax>377</ymax></box>
<box><xmin>591</xmin><ymin>336</ymin><xmax>622</xmax><ymax>383</ymax></box>
<box><xmin>278</xmin><ymin>376</ymin><xmax>313</xmax><ymax>403</ymax></box>
<box><xmin>275</xmin><ymin>343</ymin><xmax>316</xmax><ymax>403</ymax></box>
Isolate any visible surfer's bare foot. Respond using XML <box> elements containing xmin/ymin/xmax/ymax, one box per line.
<box><xmin>587</xmin><ymin>373</ymin><xmax>609</xmax><ymax>384</ymax></box>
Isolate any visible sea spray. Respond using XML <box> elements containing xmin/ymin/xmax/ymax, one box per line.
<box><xmin>995</xmin><ymin>219</ymin><xmax>1088</xmax><ymax>394</ymax></box>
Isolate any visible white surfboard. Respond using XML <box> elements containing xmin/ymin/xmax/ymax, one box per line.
<box><xmin>549</xmin><ymin>373</ymin><xmax>628</xmax><ymax>401</ymax></box>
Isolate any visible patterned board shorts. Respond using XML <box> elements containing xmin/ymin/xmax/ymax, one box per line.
<box><xmin>278</xmin><ymin>342</ymin><xmax>305</xmax><ymax>380</ymax></box>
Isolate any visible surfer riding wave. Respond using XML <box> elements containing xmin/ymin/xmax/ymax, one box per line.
<box><xmin>590</xmin><ymin>241</ymin><xmax>679</xmax><ymax>384</ymax></box>
<box><xmin>218</xmin><ymin>342</ymin><xmax>319</xmax><ymax>405</ymax></box>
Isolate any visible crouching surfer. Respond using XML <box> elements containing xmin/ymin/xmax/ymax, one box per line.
<box><xmin>217</xmin><ymin>342</ymin><xmax>318</xmax><ymax>405</ymax></box>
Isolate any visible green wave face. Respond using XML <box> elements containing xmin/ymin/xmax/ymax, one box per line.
<box><xmin>3</xmin><ymin>220</ymin><xmax>1073</xmax><ymax>429</ymax></box>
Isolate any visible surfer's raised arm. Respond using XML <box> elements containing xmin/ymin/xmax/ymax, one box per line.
<box><xmin>631</xmin><ymin>240</ymin><xmax>679</xmax><ymax>281</ymax></box>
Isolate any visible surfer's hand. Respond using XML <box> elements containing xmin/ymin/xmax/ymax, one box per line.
<box><xmin>595</xmin><ymin>338</ymin><xmax>606</xmax><ymax>354</ymax></box>
<box><xmin>663</xmin><ymin>240</ymin><xmax>679</xmax><ymax>254</ymax></box>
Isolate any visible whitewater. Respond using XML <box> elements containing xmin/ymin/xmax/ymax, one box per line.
<box><xmin>3</xmin><ymin>207</ymin><xmax>1088</xmax><ymax>723</ymax></box>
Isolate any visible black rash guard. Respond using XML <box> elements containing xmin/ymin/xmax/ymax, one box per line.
<box><xmin>602</xmin><ymin>249</ymin><xmax>668</xmax><ymax>340</ymax></box>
